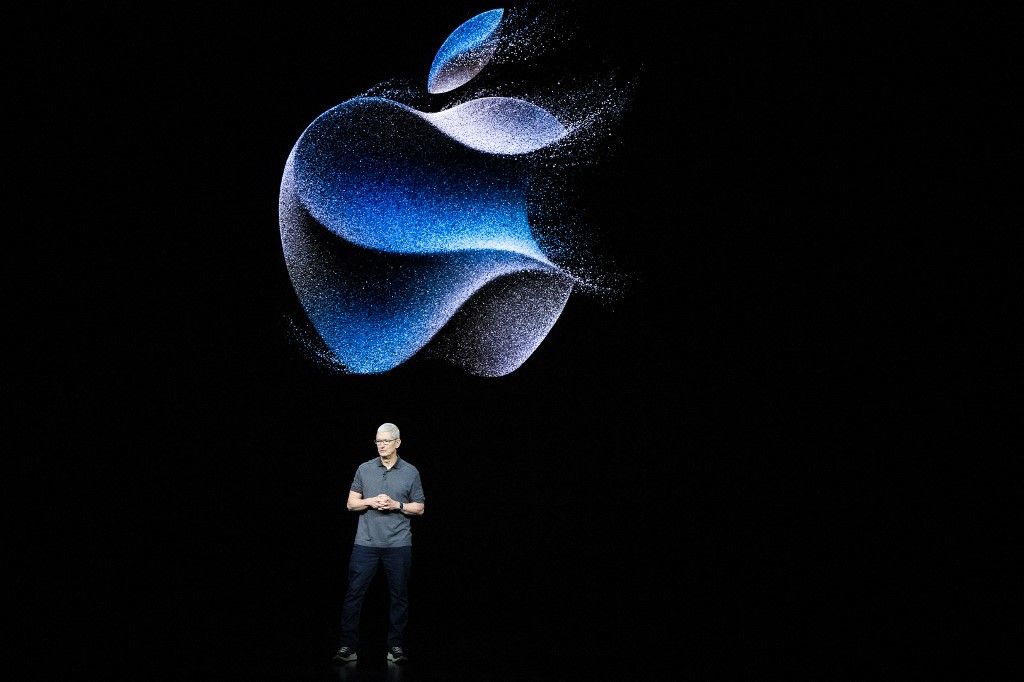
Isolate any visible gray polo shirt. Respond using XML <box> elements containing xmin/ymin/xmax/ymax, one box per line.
<box><xmin>351</xmin><ymin>456</ymin><xmax>425</xmax><ymax>548</ymax></box>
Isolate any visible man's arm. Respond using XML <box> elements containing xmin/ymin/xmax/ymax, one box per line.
<box><xmin>399</xmin><ymin>500</ymin><xmax>425</xmax><ymax>516</ymax></box>
<box><xmin>372</xmin><ymin>495</ymin><xmax>425</xmax><ymax>515</ymax></box>
<box><xmin>347</xmin><ymin>490</ymin><xmax>378</xmax><ymax>512</ymax></box>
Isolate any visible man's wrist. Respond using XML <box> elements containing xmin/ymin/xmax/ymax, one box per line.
<box><xmin>399</xmin><ymin>501</ymin><xmax>405</xmax><ymax>512</ymax></box>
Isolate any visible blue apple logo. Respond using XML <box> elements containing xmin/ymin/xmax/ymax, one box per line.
<box><xmin>280</xmin><ymin>7</ymin><xmax>618</xmax><ymax>376</ymax></box>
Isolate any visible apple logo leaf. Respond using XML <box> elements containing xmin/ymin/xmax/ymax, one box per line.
<box><xmin>421</xmin><ymin>8</ymin><xmax>568</xmax><ymax>155</ymax></box>
<box><xmin>427</xmin><ymin>8</ymin><xmax>504</xmax><ymax>94</ymax></box>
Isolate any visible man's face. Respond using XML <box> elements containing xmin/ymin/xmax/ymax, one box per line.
<box><xmin>375</xmin><ymin>432</ymin><xmax>399</xmax><ymax>458</ymax></box>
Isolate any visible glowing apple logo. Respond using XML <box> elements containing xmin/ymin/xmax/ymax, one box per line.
<box><xmin>279</xmin><ymin>7</ymin><xmax>620</xmax><ymax>376</ymax></box>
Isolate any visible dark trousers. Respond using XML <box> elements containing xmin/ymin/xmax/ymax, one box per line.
<box><xmin>339</xmin><ymin>544</ymin><xmax>413</xmax><ymax>648</ymax></box>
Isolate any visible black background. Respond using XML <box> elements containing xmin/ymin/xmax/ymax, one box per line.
<box><xmin>21</xmin><ymin>1</ymin><xmax>1011</xmax><ymax>679</ymax></box>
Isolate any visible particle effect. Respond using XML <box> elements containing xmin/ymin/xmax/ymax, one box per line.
<box><xmin>427</xmin><ymin>8</ymin><xmax>504</xmax><ymax>94</ymax></box>
<box><xmin>279</xmin><ymin>6</ymin><xmax>627</xmax><ymax>375</ymax></box>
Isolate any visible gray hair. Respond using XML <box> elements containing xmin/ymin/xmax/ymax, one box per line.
<box><xmin>377</xmin><ymin>423</ymin><xmax>400</xmax><ymax>439</ymax></box>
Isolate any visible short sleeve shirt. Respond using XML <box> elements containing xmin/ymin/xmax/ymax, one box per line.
<box><xmin>351</xmin><ymin>456</ymin><xmax>425</xmax><ymax>547</ymax></box>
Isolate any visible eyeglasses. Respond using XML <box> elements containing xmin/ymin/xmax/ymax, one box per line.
<box><xmin>374</xmin><ymin>438</ymin><xmax>398</xmax><ymax>445</ymax></box>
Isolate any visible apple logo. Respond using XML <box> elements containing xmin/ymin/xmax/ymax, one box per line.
<box><xmin>279</xmin><ymin>7</ymin><xmax>619</xmax><ymax>376</ymax></box>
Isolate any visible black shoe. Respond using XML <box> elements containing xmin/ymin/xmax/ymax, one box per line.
<box><xmin>333</xmin><ymin>646</ymin><xmax>358</xmax><ymax>662</ymax></box>
<box><xmin>387</xmin><ymin>646</ymin><xmax>408</xmax><ymax>664</ymax></box>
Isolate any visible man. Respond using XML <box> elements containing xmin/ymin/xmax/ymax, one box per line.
<box><xmin>333</xmin><ymin>423</ymin><xmax>425</xmax><ymax>665</ymax></box>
